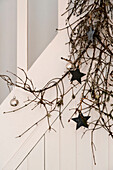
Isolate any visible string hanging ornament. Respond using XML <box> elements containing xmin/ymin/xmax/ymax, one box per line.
<box><xmin>10</xmin><ymin>96</ymin><xmax>19</xmax><ymax>107</ymax></box>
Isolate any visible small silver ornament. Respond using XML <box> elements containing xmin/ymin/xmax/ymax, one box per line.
<box><xmin>66</xmin><ymin>63</ymin><xmax>73</xmax><ymax>70</ymax></box>
<box><xmin>10</xmin><ymin>96</ymin><xmax>19</xmax><ymax>107</ymax></box>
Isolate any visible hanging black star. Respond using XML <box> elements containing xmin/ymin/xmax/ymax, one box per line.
<box><xmin>70</xmin><ymin>68</ymin><xmax>86</xmax><ymax>84</ymax></box>
<box><xmin>72</xmin><ymin>113</ymin><xmax>90</xmax><ymax>130</ymax></box>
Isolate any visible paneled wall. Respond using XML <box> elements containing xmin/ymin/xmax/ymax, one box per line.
<box><xmin>0</xmin><ymin>0</ymin><xmax>113</xmax><ymax>170</ymax></box>
<box><xmin>16</xmin><ymin>117</ymin><xmax>113</xmax><ymax>170</ymax></box>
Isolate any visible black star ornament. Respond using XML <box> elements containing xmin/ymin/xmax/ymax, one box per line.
<box><xmin>70</xmin><ymin>68</ymin><xmax>86</xmax><ymax>84</ymax></box>
<box><xmin>72</xmin><ymin>113</ymin><xmax>90</xmax><ymax>130</ymax></box>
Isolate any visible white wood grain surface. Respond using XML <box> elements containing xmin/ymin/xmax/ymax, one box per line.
<box><xmin>0</xmin><ymin>0</ymin><xmax>113</xmax><ymax>170</ymax></box>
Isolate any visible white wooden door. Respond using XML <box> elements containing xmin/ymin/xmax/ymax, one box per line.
<box><xmin>0</xmin><ymin>0</ymin><xmax>113</xmax><ymax>170</ymax></box>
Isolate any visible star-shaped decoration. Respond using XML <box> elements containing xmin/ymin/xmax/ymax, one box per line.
<box><xmin>70</xmin><ymin>68</ymin><xmax>86</xmax><ymax>84</ymax></box>
<box><xmin>87</xmin><ymin>26</ymin><xmax>95</xmax><ymax>42</ymax></box>
<box><xmin>72</xmin><ymin>113</ymin><xmax>90</xmax><ymax>130</ymax></box>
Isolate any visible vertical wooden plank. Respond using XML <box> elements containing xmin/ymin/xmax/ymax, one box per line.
<box><xmin>76</xmin><ymin>126</ymin><xmax>93</xmax><ymax>170</ymax></box>
<box><xmin>58</xmin><ymin>0</ymin><xmax>77</xmax><ymax>168</ymax></box>
<box><xmin>59</xmin><ymin>118</ymin><xmax>77</xmax><ymax>170</ymax></box>
<box><xmin>17</xmin><ymin>0</ymin><xmax>27</xmax><ymax>77</ymax></box>
<box><xmin>108</xmin><ymin>127</ymin><xmax>113</xmax><ymax>170</ymax></box>
<box><xmin>45</xmin><ymin>121</ymin><xmax>59</xmax><ymax>170</ymax></box>
<box><xmin>59</xmin><ymin>91</ymin><xmax>77</xmax><ymax>170</ymax></box>
<box><xmin>92</xmin><ymin>129</ymin><xmax>108</xmax><ymax>170</ymax></box>
<box><xmin>108</xmin><ymin>85</ymin><xmax>113</xmax><ymax>170</ymax></box>
<box><xmin>92</xmin><ymin>111</ymin><xmax>108</xmax><ymax>170</ymax></box>
<box><xmin>27</xmin><ymin>137</ymin><xmax>44</xmax><ymax>170</ymax></box>
<box><xmin>76</xmin><ymin>89</ymin><xmax>93</xmax><ymax>170</ymax></box>
<box><xmin>43</xmin><ymin>85</ymin><xmax>60</xmax><ymax>170</ymax></box>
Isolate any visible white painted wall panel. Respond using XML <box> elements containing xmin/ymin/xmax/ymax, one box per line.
<box><xmin>59</xmin><ymin>123</ymin><xmax>77</xmax><ymax>170</ymax></box>
<box><xmin>109</xmin><ymin>136</ymin><xmax>113</xmax><ymax>170</ymax></box>
<box><xmin>0</xmin><ymin>0</ymin><xmax>113</xmax><ymax>170</ymax></box>
<box><xmin>45</xmin><ymin>123</ymin><xmax>59</xmax><ymax>170</ymax></box>
<box><xmin>92</xmin><ymin>114</ymin><xmax>109</xmax><ymax>170</ymax></box>
<box><xmin>76</xmin><ymin>130</ymin><xmax>93</xmax><ymax>170</ymax></box>
<box><xmin>59</xmin><ymin>92</ymin><xmax>77</xmax><ymax>170</ymax></box>
<box><xmin>94</xmin><ymin>132</ymin><xmax>108</xmax><ymax>170</ymax></box>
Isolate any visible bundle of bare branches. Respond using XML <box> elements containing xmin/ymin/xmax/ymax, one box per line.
<box><xmin>0</xmin><ymin>0</ymin><xmax>113</xmax><ymax>164</ymax></box>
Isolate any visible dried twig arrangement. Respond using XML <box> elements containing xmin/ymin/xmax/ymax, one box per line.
<box><xmin>0</xmin><ymin>0</ymin><xmax>113</xmax><ymax>165</ymax></box>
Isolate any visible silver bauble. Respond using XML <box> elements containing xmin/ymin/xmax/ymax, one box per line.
<box><xmin>66</xmin><ymin>63</ymin><xmax>72</xmax><ymax>70</ymax></box>
<box><xmin>10</xmin><ymin>97</ymin><xmax>19</xmax><ymax>107</ymax></box>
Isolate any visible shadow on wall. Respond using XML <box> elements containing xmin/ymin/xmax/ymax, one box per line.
<box><xmin>27</xmin><ymin>0</ymin><xmax>58</xmax><ymax>69</ymax></box>
<box><xmin>0</xmin><ymin>0</ymin><xmax>17</xmax><ymax>104</ymax></box>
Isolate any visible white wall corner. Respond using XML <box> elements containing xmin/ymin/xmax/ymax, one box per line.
<box><xmin>1</xmin><ymin>0</ymin><xmax>68</xmax><ymax>169</ymax></box>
